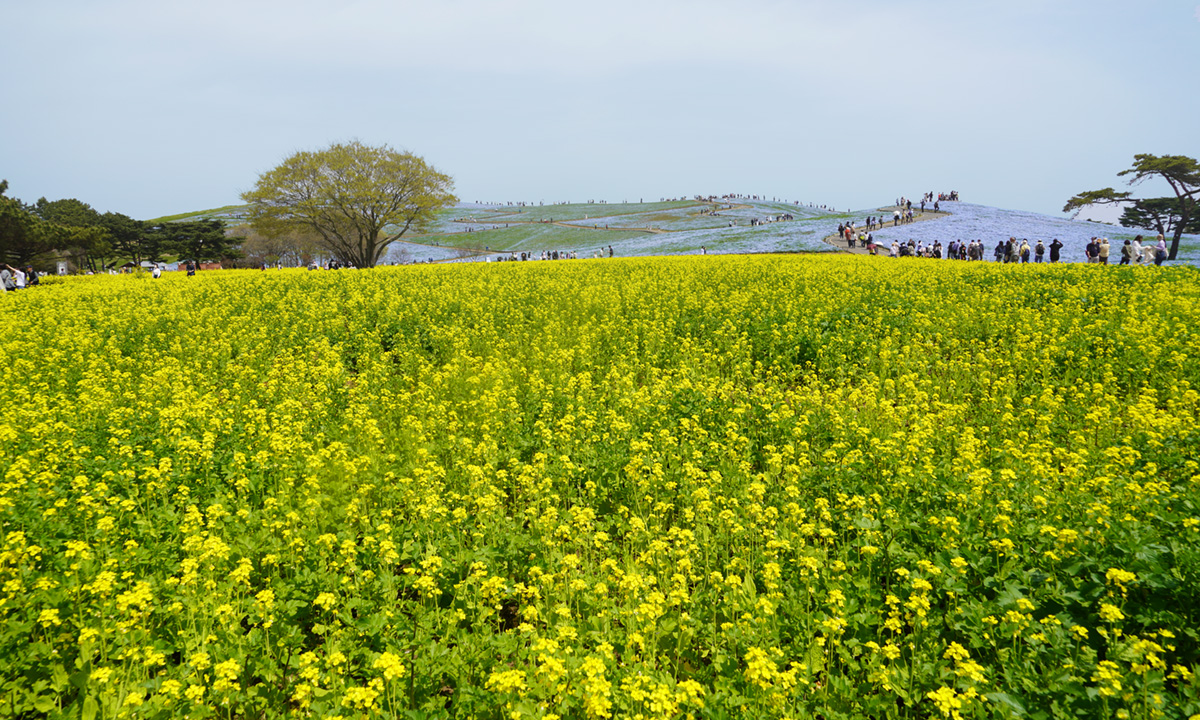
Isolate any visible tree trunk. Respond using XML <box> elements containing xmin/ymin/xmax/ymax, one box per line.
<box><xmin>1170</xmin><ymin>201</ymin><xmax>1195</xmax><ymax>261</ymax></box>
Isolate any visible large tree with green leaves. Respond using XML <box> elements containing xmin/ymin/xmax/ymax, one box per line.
<box><xmin>0</xmin><ymin>180</ymin><xmax>59</xmax><ymax>266</ymax></box>
<box><xmin>1064</xmin><ymin>154</ymin><xmax>1200</xmax><ymax>261</ymax></box>
<box><xmin>240</xmin><ymin>140</ymin><xmax>457</xmax><ymax>268</ymax></box>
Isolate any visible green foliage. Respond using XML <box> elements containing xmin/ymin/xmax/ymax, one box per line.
<box><xmin>98</xmin><ymin>211</ymin><xmax>147</xmax><ymax>265</ymax></box>
<box><xmin>1120</xmin><ymin>197</ymin><xmax>1200</xmax><ymax>237</ymax></box>
<box><xmin>1062</xmin><ymin>187</ymin><xmax>1131</xmax><ymax>214</ymax></box>
<box><xmin>33</xmin><ymin>197</ymin><xmax>103</xmax><ymax>227</ymax></box>
<box><xmin>241</xmin><ymin>140</ymin><xmax>457</xmax><ymax>268</ymax></box>
<box><xmin>0</xmin><ymin>180</ymin><xmax>58</xmax><ymax>265</ymax></box>
<box><xmin>2</xmin><ymin>183</ymin><xmax>248</xmax><ymax>271</ymax></box>
<box><xmin>147</xmin><ymin>219</ymin><xmax>241</xmax><ymax>263</ymax></box>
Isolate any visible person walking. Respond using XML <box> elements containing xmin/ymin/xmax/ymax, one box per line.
<box><xmin>1098</xmin><ymin>238</ymin><xmax>1111</xmax><ymax>265</ymax></box>
<box><xmin>1154</xmin><ymin>235</ymin><xmax>1168</xmax><ymax>265</ymax></box>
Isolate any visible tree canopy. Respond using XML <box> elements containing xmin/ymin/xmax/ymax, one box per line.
<box><xmin>2</xmin><ymin>181</ymin><xmax>248</xmax><ymax>271</ymax></box>
<box><xmin>1</xmin><ymin>180</ymin><xmax>59</xmax><ymax>266</ymax></box>
<box><xmin>99</xmin><ymin>212</ymin><xmax>149</xmax><ymax>265</ymax></box>
<box><xmin>1118</xmin><ymin>197</ymin><xmax>1200</xmax><ymax>239</ymax></box>
<box><xmin>34</xmin><ymin>197</ymin><xmax>103</xmax><ymax>228</ymax></box>
<box><xmin>32</xmin><ymin>197</ymin><xmax>120</xmax><ymax>272</ymax></box>
<box><xmin>147</xmin><ymin>219</ymin><xmax>240</xmax><ymax>263</ymax></box>
<box><xmin>1065</xmin><ymin>154</ymin><xmax>1200</xmax><ymax>261</ymax></box>
<box><xmin>240</xmin><ymin>141</ymin><xmax>457</xmax><ymax>268</ymax></box>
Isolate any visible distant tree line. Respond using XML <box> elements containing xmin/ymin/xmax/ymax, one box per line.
<box><xmin>4</xmin><ymin>137</ymin><xmax>456</xmax><ymax>272</ymax></box>
<box><xmin>0</xmin><ymin>180</ymin><xmax>241</xmax><ymax>272</ymax></box>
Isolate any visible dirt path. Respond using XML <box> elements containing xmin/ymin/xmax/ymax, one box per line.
<box><xmin>821</xmin><ymin>207</ymin><xmax>951</xmax><ymax>254</ymax></box>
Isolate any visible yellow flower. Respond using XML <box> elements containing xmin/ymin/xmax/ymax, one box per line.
<box><xmin>485</xmin><ymin>669</ymin><xmax>527</xmax><ymax>695</ymax></box>
<box><xmin>37</xmin><ymin>608</ymin><xmax>61</xmax><ymax>628</ymax></box>
<box><xmin>212</xmin><ymin>659</ymin><xmax>241</xmax><ymax>692</ymax></box>
<box><xmin>1098</xmin><ymin>603</ymin><xmax>1125</xmax><ymax>623</ymax></box>
<box><xmin>373</xmin><ymin>651</ymin><xmax>406</xmax><ymax>681</ymax></box>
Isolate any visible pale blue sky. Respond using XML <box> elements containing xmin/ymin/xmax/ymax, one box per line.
<box><xmin>2</xmin><ymin>0</ymin><xmax>1197</xmax><ymax>219</ymax></box>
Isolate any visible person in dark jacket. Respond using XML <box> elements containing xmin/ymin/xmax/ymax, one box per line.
<box><xmin>1049</xmin><ymin>238</ymin><xmax>1063</xmax><ymax>263</ymax></box>
<box><xmin>1120</xmin><ymin>240</ymin><xmax>1134</xmax><ymax>265</ymax></box>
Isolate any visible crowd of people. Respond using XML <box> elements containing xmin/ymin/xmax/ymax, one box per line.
<box><xmin>1082</xmin><ymin>235</ymin><xmax>1170</xmax><ymax>265</ymax></box>
<box><xmin>887</xmin><ymin>234</ymin><xmax>1170</xmax><ymax>264</ymax></box>
<box><xmin>834</xmin><ymin>191</ymin><xmax>1173</xmax><ymax>265</ymax></box>
<box><xmin>1</xmin><ymin>264</ymin><xmax>41</xmax><ymax>292</ymax></box>
<box><xmin>489</xmin><ymin>246</ymin><xmax>616</xmax><ymax>262</ymax></box>
<box><xmin>836</xmin><ymin>231</ymin><xmax>1171</xmax><ymax>265</ymax></box>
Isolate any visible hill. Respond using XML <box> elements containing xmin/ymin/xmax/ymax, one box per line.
<box><xmin>155</xmin><ymin>197</ymin><xmax>1200</xmax><ymax>265</ymax></box>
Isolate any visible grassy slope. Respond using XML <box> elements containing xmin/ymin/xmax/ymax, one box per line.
<box><xmin>398</xmin><ymin>199</ymin><xmax>848</xmax><ymax>258</ymax></box>
<box><xmin>144</xmin><ymin>205</ymin><xmax>251</xmax><ymax>225</ymax></box>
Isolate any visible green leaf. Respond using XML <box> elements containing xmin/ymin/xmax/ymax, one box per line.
<box><xmin>82</xmin><ymin>696</ymin><xmax>98</xmax><ymax>720</ymax></box>
<box><xmin>986</xmin><ymin>691</ymin><xmax>1027</xmax><ymax>716</ymax></box>
<box><xmin>742</xmin><ymin>571</ymin><xmax>757</xmax><ymax>600</ymax></box>
<box><xmin>33</xmin><ymin>696</ymin><xmax>56</xmax><ymax>713</ymax></box>
<box><xmin>50</xmin><ymin>664</ymin><xmax>69</xmax><ymax>691</ymax></box>
<box><xmin>69</xmin><ymin>670</ymin><xmax>89</xmax><ymax>691</ymax></box>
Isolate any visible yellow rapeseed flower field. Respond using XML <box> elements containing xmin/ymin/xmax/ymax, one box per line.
<box><xmin>2</xmin><ymin>255</ymin><xmax>1199</xmax><ymax>719</ymax></box>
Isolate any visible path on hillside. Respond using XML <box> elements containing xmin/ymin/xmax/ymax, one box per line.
<box><xmin>400</xmin><ymin>200</ymin><xmax>724</xmax><ymax>259</ymax></box>
<box><xmin>449</xmin><ymin>202</ymin><xmax>708</xmax><ymax>236</ymax></box>
<box><xmin>821</xmin><ymin>207</ymin><xmax>951</xmax><ymax>254</ymax></box>
<box><xmin>398</xmin><ymin>199</ymin><xmax>880</xmax><ymax>261</ymax></box>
